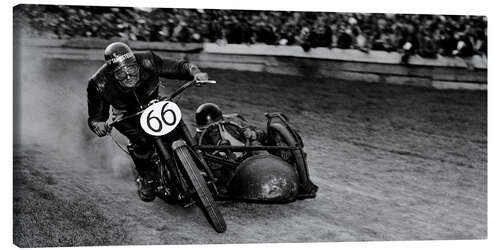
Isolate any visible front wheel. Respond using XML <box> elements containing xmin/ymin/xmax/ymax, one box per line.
<box><xmin>172</xmin><ymin>140</ymin><xmax>227</xmax><ymax>233</ymax></box>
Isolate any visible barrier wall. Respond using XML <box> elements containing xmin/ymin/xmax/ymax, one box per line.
<box><xmin>17</xmin><ymin>38</ymin><xmax>487</xmax><ymax>90</ymax></box>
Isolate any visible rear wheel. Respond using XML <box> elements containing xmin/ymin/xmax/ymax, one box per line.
<box><xmin>173</xmin><ymin>140</ymin><xmax>227</xmax><ymax>233</ymax></box>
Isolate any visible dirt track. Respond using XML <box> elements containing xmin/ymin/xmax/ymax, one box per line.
<box><xmin>13</xmin><ymin>46</ymin><xmax>487</xmax><ymax>246</ymax></box>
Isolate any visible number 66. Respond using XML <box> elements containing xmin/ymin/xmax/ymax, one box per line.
<box><xmin>140</xmin><ymin>101</ymin><xmax>182</xmax><ymax>136</ymax></box>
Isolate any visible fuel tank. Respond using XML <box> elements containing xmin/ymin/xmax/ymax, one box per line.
<box><xmin>227</xmin><ymin>154</ymin><xmax>299</xmax><ymax>203</ymax></box>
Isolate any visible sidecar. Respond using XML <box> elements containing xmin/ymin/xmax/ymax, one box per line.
<box><xmin>194</xmin><ymin>112</ymin><xmax>313</xmax><ymax>203</ymax></box>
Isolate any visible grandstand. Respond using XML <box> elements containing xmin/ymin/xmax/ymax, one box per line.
<box><xmin>14</xmin><ymin>5</ymin><xmax>487</xmax><ymax>59</ymax></box>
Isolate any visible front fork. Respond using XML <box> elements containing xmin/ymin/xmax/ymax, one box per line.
<box><xmin>153</xmin><ymin>137</ymin><xmax>190</xmax><ymax>201</ymax></box>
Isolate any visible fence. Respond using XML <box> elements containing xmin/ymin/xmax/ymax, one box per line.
<box><xmin>17</xmin><ymin>38</ymin><xmax>487</xmax><ymax>90</ymax></box>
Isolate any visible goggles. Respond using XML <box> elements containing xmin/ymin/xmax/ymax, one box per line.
<box><xmin>114</xmin><ymin>64</ymin><xmax>139</xmax><ymax>81</ymax></box>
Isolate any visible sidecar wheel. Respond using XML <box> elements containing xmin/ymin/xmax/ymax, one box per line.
<box><xmin>174</xmin><ymin>141</ymin><xmax>227</xmax><ymax>233</ymax></box>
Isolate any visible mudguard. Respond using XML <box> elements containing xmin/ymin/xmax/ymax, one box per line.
<box><xmin>227</xmin><ymin>154</ymin><xmax>299</xmax><ymax>203</ymax></box>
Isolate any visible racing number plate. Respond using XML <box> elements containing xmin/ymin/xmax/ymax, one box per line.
<box><xmin>140</xmin><ymin>101</ymin><xmax>182</xmax><ymax>136</ymax></box>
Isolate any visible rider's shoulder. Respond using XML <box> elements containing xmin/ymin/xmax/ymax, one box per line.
<box><xmin>88</xmin><ymin>63</ymin><xmax>110</xmax><ymax>90</ymax></box>
<box><xmin>134</xmin><ymin>51</ymin><xmax>159</xmax><ymax>70</ymax></box>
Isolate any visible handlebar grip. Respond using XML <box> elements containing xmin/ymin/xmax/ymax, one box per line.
<box><xmin>106</xmin><ymin>124</ymin><xmax>113</xmax><ymax>133</ymax></box>
<box><xmin>196</xmin><ymin>80</ymin><xmax>216</xmax><ymax>84</ymax></box>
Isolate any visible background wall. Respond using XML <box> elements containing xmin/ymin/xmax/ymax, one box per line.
<box><xmin>18</xmin><ymin>38</ymin><xmax>487</xmax><ymax>90</ymax></box>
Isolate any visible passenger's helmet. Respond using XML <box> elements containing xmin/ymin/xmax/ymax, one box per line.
<box><xmin>195</xmin><ymin>103</ymin><xmax>223</xmax><ymax>128</ymax></box>
<box><xmin>104</xmin><ymin>42</ymin><xmax>140</xmax><ymax>89</ymax></box>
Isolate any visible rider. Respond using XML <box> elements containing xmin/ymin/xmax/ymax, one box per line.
<box><xmin>194</xmin><ymin>103</ymin><xmax>318</xmax><ymax>199</ymax></box>
<box><xmin>87</xmin><ymin>42</ymin><xmax>209</xmax><ymax>202</ymax></box>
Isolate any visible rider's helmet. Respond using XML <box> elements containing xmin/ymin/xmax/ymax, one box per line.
<box><xmin>195</xmin><ymin>103</ymin><xmax>223</xmax><ymax>128</ymax></box>
<box><xmin>104</xmin><ymin>42</ymin><xmax>140</xmax><ymax>89</ymax></box>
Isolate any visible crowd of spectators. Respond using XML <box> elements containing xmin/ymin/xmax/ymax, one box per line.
<box><xmin>14</xmin><ymin>5</ymin><xmax>487</xmax><ymax>59</ymax></box>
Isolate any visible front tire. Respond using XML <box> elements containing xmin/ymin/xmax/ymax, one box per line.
<box><xmin>173</xmin><ymin>140</ymin><xmax>227</xmax><ymax>233</ymax></box>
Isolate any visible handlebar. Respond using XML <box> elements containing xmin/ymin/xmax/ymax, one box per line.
<box><xmin>196</xmin><ymin>80</ymin><xmax>217</xmax><ymax>84</ymax></box>
<box><xmin>165</xmin><ymin>80</ymin><xmax>216</xmax><ymax>101</ymax></box>
<box><xmin>108</xmin><ymin>79</ymin><xmax>216</xmax><ymax>128</ymax></box>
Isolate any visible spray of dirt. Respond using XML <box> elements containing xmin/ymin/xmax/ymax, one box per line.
<box><xmin>14</xmin><ymin>45</ymin><xmax>134</xmax><ymax>179</ymax></box>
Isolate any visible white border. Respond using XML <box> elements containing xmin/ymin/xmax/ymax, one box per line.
<box><xmin>3</xmin><ymin>1</ymin><xmax>497</xmax><ymax>250</ymax></box>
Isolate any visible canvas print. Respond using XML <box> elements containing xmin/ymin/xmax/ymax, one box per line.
<box><xmin>13</xmin><ymin>4</ymin><xmax>487</xmax><ymax>247</ymax></box>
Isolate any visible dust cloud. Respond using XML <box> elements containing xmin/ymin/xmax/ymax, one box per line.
<box><xmin>14</xmin><ymin>46</ymin><xmax>134</xmax><ymax>179</ymax></box>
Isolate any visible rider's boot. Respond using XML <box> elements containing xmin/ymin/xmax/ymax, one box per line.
<box><xmin>136</xmin><ymin>173</ymin><xmax>155</xmax><ymax>202</ymax></box>
<box><xmin>128</xmin><ymin>144</ymin><xmax>156</xmax><ymax>202</ymax></box>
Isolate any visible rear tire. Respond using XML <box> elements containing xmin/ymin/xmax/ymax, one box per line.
<box><xmin>173</xmin><ymin>140</ymin><xmax>227</xmax><ymax>233</ymax></box>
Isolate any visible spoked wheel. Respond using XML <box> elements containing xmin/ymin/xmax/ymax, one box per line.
<box><xmin>172</xmin><ymin>140</ymin><xmax>227</xmax><ymax>233</ymax></box>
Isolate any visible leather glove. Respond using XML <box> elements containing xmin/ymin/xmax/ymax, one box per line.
<box><xmin>194</xmin><ymin>72</ymin><xmax>209</xmax><ymax>81</ymax></box>
<box><xmin>91</xmin><ymin>121</ymin><xmax>111</xmax><ymax>137</ymax></box>
<box><xmin>243</xmin><ymin>128</ymin><xmax>257</xmax><ymax>141</ymax></box>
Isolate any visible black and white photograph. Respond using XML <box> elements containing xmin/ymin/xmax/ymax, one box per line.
<box><xmin>11</xmin><ymin>0</ymin><xmax>489</xmax><ymax>248</ymax></box>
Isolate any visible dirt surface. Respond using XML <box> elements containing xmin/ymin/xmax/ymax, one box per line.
<box><xmin>13</xmin><ymin>46</ymin><xmax>487</xmax><ymax>246</ymax></box>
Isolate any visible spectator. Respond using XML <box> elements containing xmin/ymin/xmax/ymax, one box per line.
<box><xmin>453</xmin><ymin>32</ymin><xmax>474</xmax><ymax>57</ymax></box>
<box><xmin>352</xmin><ymin>27</ymin><xmax>370</xmax><ymax>53</ymax></box>
<box><xmin>309</xmin><ymin>22</ymin><xmax>332</xmax><ymax>48</ymax></box>
<box><xmin>14</xmin><ymin>5</ymin><xmax>487</xmax><ymax>59</ymax></box>
<box><xmin>336</xmin><ymin>27</ymin><xmax>353</xmax><ymax>49</ymax></box>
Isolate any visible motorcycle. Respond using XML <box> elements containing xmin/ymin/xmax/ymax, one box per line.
<box><xmin>108</xmin><ymin>79</ymin><xmax>226</xmax><ymax>233</ymax></box>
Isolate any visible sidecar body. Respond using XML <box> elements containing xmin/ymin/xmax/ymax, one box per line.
<box><xmin>227</xmin><ymin>154</ymin><xmax>299</xmax><ymax>202</ymax></box>
<box><xmin>195</xmin><ymin>112</ymin><xmax>310</xmax><ymax>203</ymax></box>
